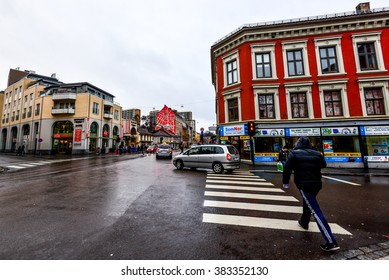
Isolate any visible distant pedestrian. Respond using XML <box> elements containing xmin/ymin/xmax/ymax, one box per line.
<box><xmin>21</xmin><ymin>145</ymin><xmax>25</xmax><ymax>156</ymax></box>
<box><xmin>282</xmin><ymin>136</ymin><xmax>339</xmax><ymax>252</ymax></box>
<box><xmin>16</xmin><ymin>146</ymin><xmax>22</xmax><ymax>156</ymax></box>
<box><xmin>278</xmin><ymin>146</ymin><xmax>289</xmax><ymax>169</ymax></box>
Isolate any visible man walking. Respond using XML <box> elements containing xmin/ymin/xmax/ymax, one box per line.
<box><xmin>282</xmin><ymin>137</ymin><xmax>339</xmax><ymax>252</ymax></box>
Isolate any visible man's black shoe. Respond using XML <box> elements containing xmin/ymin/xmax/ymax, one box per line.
<box><xmin>320</xmin><ymin>243</ymin><xmax>340</xmax><ymax>252</ymax></box>
<box><xmin>298</xmin><ymin>220</ymin><xmax>309</xmax><ymax>230</ymax></box>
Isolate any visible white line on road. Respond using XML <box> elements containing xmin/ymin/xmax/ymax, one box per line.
<box><xmin>206</xmin><ymin>179</ymin><xmax>266</xmax><ymax>185</ymax></box>
<box><xmin>204</xmin><ymin>191</ymin><xmax>299</xmax><ymax>202</ymax></box>
<box><xmin>202</xmin><ymin>213</ymin><xmax>352</xmax><ymax>235</ymax></box>
<box><xmin>206</xmin><ymin>176</ymin><xmax>265</xmax><ymax>182</ymax></box>
<box><xmin>322</xmin><ymin>175</ymin><xmax>362</xmax><ymax>186</ymax></box>
<box><xmin>5</xmin><ymin>165</ymin><xmax>26</xmax><ymax>169</ymax></box>
<box><xmin>204</xmin><ymin>200</ymin><xmax>301</xmax><ymax>213</ymax></box>
<box><xmin>206</xmin><ymin>184</ymin><xmax>279</xmax><ymax>192</ymax></box>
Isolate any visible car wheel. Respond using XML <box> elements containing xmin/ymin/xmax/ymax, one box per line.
<box><xmin>176</xmin><ymin>160</ymin><xmax>184</xmax><ymax>170</ymax></box>
<box><xmin>212</xmin><ymin>162</ymin><xmax>224</xmax><ymax>174</ymax></box>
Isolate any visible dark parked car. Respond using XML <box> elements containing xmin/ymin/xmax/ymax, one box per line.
<box><xmin>156</xmin><ymin>144</ymin><xmax>173</xmax><ymax>159</ymax></box>
<box><xmin>173</xmin><ymin>144</ymin><xmax>240</xmax><ymax>173</ymax></box>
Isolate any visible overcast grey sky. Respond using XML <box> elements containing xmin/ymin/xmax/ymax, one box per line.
<box><xmin>1</xmin><ymin>0</ymin><xmax>388</xmax><ymax>132</ymax></box>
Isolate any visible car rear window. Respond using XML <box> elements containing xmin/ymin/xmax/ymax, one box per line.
<box><xmin>159</xmin><ymin>145</ymin><xmax>171</xmax><ymax>149</ymax></box>
<box><xmin>227</xmin><ymin>145</ymin><xmax>239</xmax><ymax>154</ymax></box>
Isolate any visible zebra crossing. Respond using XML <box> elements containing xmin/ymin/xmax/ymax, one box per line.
<box><xmin>4</xmin><ymin>158</ymin><xmax>87</xmax><ymax>171</ymax></box>
<box><xmin>202</xmin><ymin>170</ymin><xmax>352</xmax><ymax>235</ymax></box>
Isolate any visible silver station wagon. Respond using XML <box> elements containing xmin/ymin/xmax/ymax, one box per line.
<box><xmin>173</xmin><ymin>144</ymin><xmax>240</xmax><ymax>174</ymax></box>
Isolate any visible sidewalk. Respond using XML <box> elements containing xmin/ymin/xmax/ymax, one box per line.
<box><xmin>240</xmin><ymin>159</ymin><xmax>389</xmax><ymax>176</ymax></box>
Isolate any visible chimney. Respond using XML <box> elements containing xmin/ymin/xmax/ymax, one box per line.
<box><xmin>356</xmin><ymin>2</ymin><xmax>371</xmax><ymax>14</ymax></box>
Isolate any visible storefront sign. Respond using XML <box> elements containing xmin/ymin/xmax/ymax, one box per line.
<box><xmin>86</xmin><ymin>118</ymin><xmax>90</xmax><ymax>137</ymax></box>
<box><xmin>219</xmin><ymin>137</ymin><xmax>229</xmax><ymax>141</ymax></box>
<box><xmin>365</xmin><ymin>156</ymin><xmax>389</xmax><ymax>162</ymax></box>
<box><xmin>360</xmin><ymin>126</ymin><xmax>389</xmax><ymax>136</ymax></box>
<box><xmin>321</xmin><ymin>127</ymin><xmax>358</xmax><ymax>136</ymax></box>
<box><xmin>285</xmin><ymin>128</ymin><xmax>320</xmax><ymax>137</ymax></box>
<box><xmin>74</xmin><ymin>128</ymin><xmax>82</xmax><ymax>144</ymax></box>
<box><xmin>240</xmin><ymin>136</ymin><xmax>250</xmax><ymax>140</ymax></box>
<box><xmin>256</xmin><ymin>129</ymin><xmax>284</xmax><ymax>137</ymax></box>
<box><xmin>254</xmin><ymin>156</ymin><xmax>278</xmax><ymax>162</ymax></box>
<box><xmin>324</xmin><ymin>156</ymin><xmax>363</xmax><ymax>162</ymax></box>
<box><xmin>219</xmin><ymin>125</ymin><xmax>246</xmax><ymax>136</ymax></box>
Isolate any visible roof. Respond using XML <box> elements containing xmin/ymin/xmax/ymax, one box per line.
<box><xmin>212</xmin><ymin>6</ymin><xmax>389</xmax><ymax>47</ymax></box>
<box><xmin>46</xmin><ymin>82</ymin><xmax>115</xmax><ymax>98</ymax></box>
<box><xmin>153</xmin><ymin>128</ymin><xmax>179</xmax><ymax>138</ymax></box>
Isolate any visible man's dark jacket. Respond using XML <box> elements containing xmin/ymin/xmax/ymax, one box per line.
<box><xmin>282</xmin><ymin>137</ymin><xmax>326</xmax><ymax>192</ymax></box>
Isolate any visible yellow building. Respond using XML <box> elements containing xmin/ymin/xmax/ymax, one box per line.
<box><xmin>1</xmin><ymin>69</ymin><xmax>122</xmax><ymax>155</ymax></box>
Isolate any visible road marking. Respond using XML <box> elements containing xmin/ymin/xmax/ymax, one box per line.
<box><xmin>18</xmin><ymin>164</ymin><xmax>38</xmax><ymax>167</ymax></box>
<box><xmin>206</xmin><ymin>176</ymin><xmax>266</xmax><ymax>182</ymax></box>
<box><xmin>204</xmin><ymin>191</ymin><xmax>299</xmax><ymax>202</ymax></box>
<box><xmin>322</xmin><ymin>175</ymin><xmax>362</xmax><ymax>186</ymax></box>
<box><xmin>202</xmin><ymin>213</ymin><xmax>352</xmax><ymax>235</ymax></box>
<box><xmin>204</xmin><ymin>200</ymin><xmax>301</xmax><ymax>213</ymax></box>
<box><xmin>206</xmin><ymin>184</ymin><xmax>280</xmax><ymax>192</ymax></box>
<box><xmin>206</xmin><ymin>179</ymin><xmax>266</xmax><ymax>185</ymax></box>
<box><xmin>5</xmin><ymin>165</ymin><xmax>26</xmax><ymax>169</ymax></box>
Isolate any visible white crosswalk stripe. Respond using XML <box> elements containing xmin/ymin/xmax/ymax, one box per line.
<box><xmin>4</xmin><ymin>158</ymin><xmax>86</xmax><ymax>171</ymax></box>
<box><xmin>202</xmin><ymin>171</ymin><xmax>352</xmax><ymax>235</ymax></box>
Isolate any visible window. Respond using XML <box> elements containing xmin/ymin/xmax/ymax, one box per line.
<box><xmin>352</xmin><ymin>33</ymin><xmax>386</xmax><ymax>73</ymax></box>
<box><xmin>114</xmin><ymin>110</ymin><xmax>119</xmax><ymax>120</ymax></box>
<box><xmin>223</xmin><ymin>51</ymin><xmax>240</xmax><ymax>87</ymax></box>
<box><xmin>93</xmin><ymin>102</ymin><xmax>99</xmax><ymax>115</ymax></box>
<box><xmin>357</xmin><ymin>43</ymin><xmax>377</xmax><ymax>71</ymax></box>
<box><xmin>364</xmin><ymin>88</ymin><xmax>385</xmax><ymax>115</ymax></box>
<box><xmin>319</xmin><ymin>46</ymin><xmax>338</xmax><ymax>73</ymax></box>
<box><xmin>287</xmin><ymin>50</ymin><xmax>304</xmax><ymax>76</ymax></box>
<box><xmin>226</xmin><ymin>59</ymin><xmax>238</xmax><ymax>85</ymax></box>
<box><xmin>290</xmin><ymin>93</ymin><xmax>308</xmax><ymax>118</ymax></box>
<box><xmin>255</xmin><ymin>52</ymin><xmax>272</xmax><ymax>78</ymax></box>
<box><xmin>227</xmin><ymin>98</ymin><xmax>239</xmax><ymax>122</ymax></box>
<box><xmin>258</xmin><ymin>94</ymin><xmax>275</xmax><ymax>119</ymax></box>
<box><xmin>35</xmin><ymin>104</ymin><xmax>40</xmax><ymax>116</ymax></box>
<box><xmin>324</xmin><ymin>90</ymin><xmax>343</xmax><ymax>117</ymax></box>
<box><xmin>251</xmin><ymin>44</ymin><xmax>277</xmax><ymax>80</ymax></box>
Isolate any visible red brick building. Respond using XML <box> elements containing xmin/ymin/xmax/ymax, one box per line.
<box><xmin>211</xmin><ymin>3</ymin><xmax>389</xmax><ymax>168</ymax></box>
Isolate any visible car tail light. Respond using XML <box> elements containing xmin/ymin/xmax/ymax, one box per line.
<box><xmin>226</xmin><ymin>153</ymin><xmax>232</xmax><ymax>161</ymax></box>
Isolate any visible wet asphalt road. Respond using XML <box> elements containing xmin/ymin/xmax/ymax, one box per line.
<box><xmin>0</xmin><ymin>153</ymin><xmax>388</xmax><ymax>260</ymax></box>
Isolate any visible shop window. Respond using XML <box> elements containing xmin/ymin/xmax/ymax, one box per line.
<box><xmin>227</xmin><ymin>98</ymin><xmax>239</xmax><ymax>122</ymax></box>
<box><xmin>290</xmin><ymin>93</ymin><xmax>308</xmax><ymax>118</ymax></box>
<box><xmin>364</xmin><ymin>88</ymin><xmax>385</xmax><ymax>115</ymax></box>
<box><xmin>258</xmin><ymin>94</ymin><xmax>275</xmax><ymax>119</ymax></box>
<box><xmin>324</xmin><ymin>90</ymin><xmax>343</xmax><ymax>117</ymax></box>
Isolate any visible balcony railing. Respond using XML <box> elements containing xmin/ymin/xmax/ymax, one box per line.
<box><xmin>103</xmin><ymin>100</ymin><xmax>113</xmax><ymax>107</ymax></box>
<box><xmin>104</xmin><ymin>113</ymin><xmax>113</xmax><ymax>119</ymax></box>
<box><xmin>52</xmin><ymin>108</ymin><xmax>76</xmax><ymax>114</ymax></box>
<box><xmin>52</xmin><ymin>93</ymin><xmax>77</xmax><ymax>100</ymax></box>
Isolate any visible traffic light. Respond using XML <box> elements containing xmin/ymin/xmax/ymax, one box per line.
<box><xmin>247</xmin><ymin>121</ymin><xmax>256</xmax><ymax>136</ymax></box>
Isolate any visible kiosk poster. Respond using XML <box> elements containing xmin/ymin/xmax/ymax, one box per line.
<box><xmin>323</xmin><ymin>140</ymin><xmax>333</xmax><ymax>153</ymax></box>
